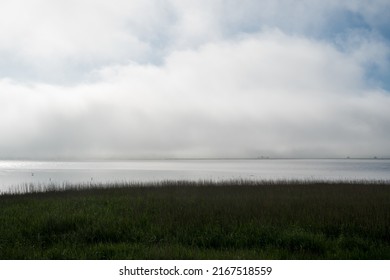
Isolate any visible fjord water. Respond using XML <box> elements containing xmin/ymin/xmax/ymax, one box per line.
<box><xmin>1</xmin><ymin>159</ymin><xmax>390</xmax><ymax>192</ymax></box>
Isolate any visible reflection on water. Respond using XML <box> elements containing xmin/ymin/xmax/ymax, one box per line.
<box><xmin>1</xmin><ymin>159</ymin><xmax>390</xmax><ymax>192</ymax></box>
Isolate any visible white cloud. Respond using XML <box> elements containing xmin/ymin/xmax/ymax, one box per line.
<box><xmin>0</xmin><ymin>0</ymin><xmax>175</xmax><ymax>82</ymax></box>
<box><xmin>1</xmin><ymin>0</ymin><xmax>389</xmax><ymax>83</ymax></box>
<box><xmin>1</xmin><ymin>30</ymin><xmax>389</xmax><ymax>159</ymax></box>
<box><xmin>0</xmin><ymin>1</ymin><xmax>389</xmax><ymax>159</ymax></box>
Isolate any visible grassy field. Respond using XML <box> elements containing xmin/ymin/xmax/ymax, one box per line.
<box><xmin>0</xmin><ymin>180</ymin><xmax>389</xmax><ymax>259</ymax></box>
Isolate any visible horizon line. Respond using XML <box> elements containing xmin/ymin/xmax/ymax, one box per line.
<box><xmin>0</xmin><ymin>156</ymin><xmax>389</xmax><ymax>161</ymax></box>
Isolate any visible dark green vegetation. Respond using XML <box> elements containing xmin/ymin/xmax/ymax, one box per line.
<box><xmin>1</xmin><ymin>180</ymin><xmax>389</xmax><ymax>259</ymax></box>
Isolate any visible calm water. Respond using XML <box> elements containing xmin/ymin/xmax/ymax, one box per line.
<box><xmin>1</xmin><ymin>159</ymin><xmax>390</xmax><ymax>192</ymax></box>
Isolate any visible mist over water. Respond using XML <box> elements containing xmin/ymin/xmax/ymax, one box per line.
<box><xmin>1</xmin><ymin>159</ymin><xmax>390</xmax><ymax>193</ymax></box>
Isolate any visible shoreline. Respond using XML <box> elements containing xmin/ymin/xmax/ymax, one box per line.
<box><xmin>2</xmin><ymin>178</ymin><xmax>390</xmax><ymax>196</ymax></box>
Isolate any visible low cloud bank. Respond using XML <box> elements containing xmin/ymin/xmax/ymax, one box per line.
<box><xmin>1</xmin><ymin>31</ymin><xmax>389</xmax><ymax>159</ymax></box>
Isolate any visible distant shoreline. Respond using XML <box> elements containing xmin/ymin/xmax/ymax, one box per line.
<box><xmin>1</xmin><ymin>157</ymin><xmax>390</xmax><ymax>162</ymax></box>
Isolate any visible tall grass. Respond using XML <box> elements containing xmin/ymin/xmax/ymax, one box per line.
<box><xmin>0</xmin><ymin>180</ymin><xmax>389</xmax><ymax>259</ymax></box>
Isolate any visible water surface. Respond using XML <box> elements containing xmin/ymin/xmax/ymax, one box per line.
<box><xmin>1</xmin><ymin>159</ymin><xmax>389</xmax><ymax>193</ymax></box>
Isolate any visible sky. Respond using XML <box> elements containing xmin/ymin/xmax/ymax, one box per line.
<box><xmin>0</xmin><ymin>0</ymin><xmax>389</xmax><ymax>159</ymax></box>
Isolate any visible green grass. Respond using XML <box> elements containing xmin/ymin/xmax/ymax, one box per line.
<box><xmin>0</xmin><ymin>180</ymin><xmax>389</xmax><ymax>259</ymax></box>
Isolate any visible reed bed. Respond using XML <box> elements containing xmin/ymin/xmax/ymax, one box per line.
<box><xmin>0</xmin><ymin>180</ymin><xmax>389</xmax><ymax>259</ymax></box>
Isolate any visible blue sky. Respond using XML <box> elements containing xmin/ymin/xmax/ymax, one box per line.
<box><xmin>0</xmin><ymin>0</ymin><xmax>389</xmax><ymax>159</ymax></box>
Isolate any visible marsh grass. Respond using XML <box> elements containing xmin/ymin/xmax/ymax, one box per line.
<box><xmin>0</xmin><ymin>180</ymin><xmax>389</xmax><ymax>259</ymax></box>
